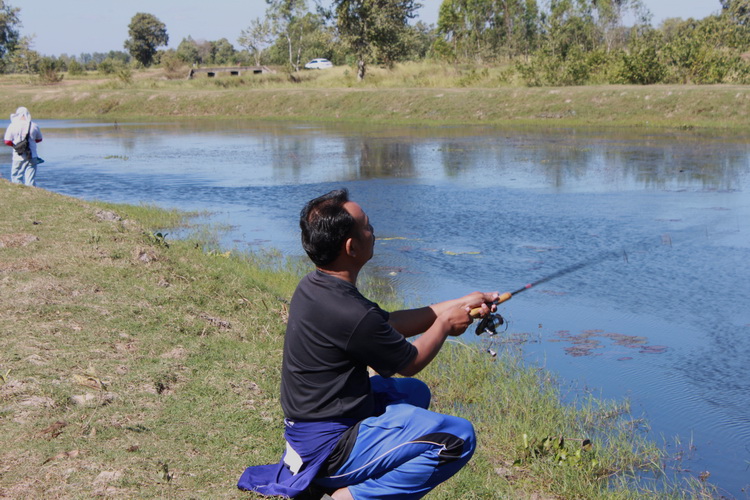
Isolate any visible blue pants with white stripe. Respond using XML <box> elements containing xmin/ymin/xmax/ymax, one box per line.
<box><xmin>314</xmin><ymin>377</ymin><xmax>476</xmax><ymax>499</ymax></box>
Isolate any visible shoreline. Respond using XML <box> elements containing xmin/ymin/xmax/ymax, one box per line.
<box><xmin>2</xmin><ymin>74</ymin><xmax>750</xmax><ymax>133</ymax></box>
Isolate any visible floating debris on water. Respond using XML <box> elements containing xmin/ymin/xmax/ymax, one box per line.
<box><xmin>639</xmin><ymin>345</ymin><xmax>668</xmax><ymax>354</ymax></box>
<box><xmin>603</xmin><ymin>332</ymin><xmax>648</xmax><ymax>347</ymax></box>
<box><xmin>378</xmin><ymin>266</ymin><xmax>412</xmax><ymax>276</ymax></box>
<box><xmin>565</xmin><ymin>345</ymin><xmax>602</xmax><ymax>357</ymax></box>
<box><xmin>549</xmin><ymin>329</ymin><xmax>668</xmax><ymax>357</ymax></box>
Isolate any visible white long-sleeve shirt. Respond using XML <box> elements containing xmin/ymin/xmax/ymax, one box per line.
<box><xmin>5</xmin><ymin>120</ymin><xmax>43</xmax><ymax>159</ymax></box>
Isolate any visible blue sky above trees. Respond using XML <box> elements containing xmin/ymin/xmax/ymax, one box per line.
<box><xmin>16</xmin><ymin>0</ymin><xmax>719</xmax><ymax>57</ymax></box>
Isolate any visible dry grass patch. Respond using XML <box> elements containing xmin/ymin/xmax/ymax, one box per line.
<box><xmin>0</xmin><ymin>233</ymin><xmax>39</xmax><ymax>248</ymax></box>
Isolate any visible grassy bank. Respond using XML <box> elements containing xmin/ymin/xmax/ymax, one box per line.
<box><xmin>1</xmin><ymin>63</ymin><xmax>750</xmax><ymax>131</ymax></box>
<box><xmin>0</xmin><ymin>181</ymin><xmax>714</xmax><ymax>498</ymax></box>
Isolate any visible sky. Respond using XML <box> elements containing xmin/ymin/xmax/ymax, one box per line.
<box><xmin>14</xmin><ymin>0</ymin><xmax>723</xmax><ymax>57</ymax></box>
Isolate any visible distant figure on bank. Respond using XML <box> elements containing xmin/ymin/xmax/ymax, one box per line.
<box><xmin>4</xmin><ymin>107</ymin><xmax>44</xmax><ymax>186</ymax></box>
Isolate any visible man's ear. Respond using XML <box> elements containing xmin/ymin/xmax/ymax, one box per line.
<box><xmin>344</xmin><ymin>237</ymin><xmax>357</xmax><ymax>258</ymax></box>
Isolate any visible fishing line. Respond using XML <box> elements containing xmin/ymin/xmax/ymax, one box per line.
<box><xmin>472</xmin><ymin>248</ymin><xmax>626</xmax><ymax>335</ymax></box>
<box><xmin>471</xmin><ymin>223</ymin><xmax>740</xmax><ymax>336</ymax></box>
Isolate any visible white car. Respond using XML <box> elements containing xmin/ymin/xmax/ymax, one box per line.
<box><xmin>304</xmin><ymin>58</ymin><xmax>333</xmax><ymax>70</ymax></box>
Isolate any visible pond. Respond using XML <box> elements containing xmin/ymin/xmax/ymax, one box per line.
<box><xmin>7</xmin><ymin>119</ymin><xmax>749</xmax><ymax>497</ymax></box>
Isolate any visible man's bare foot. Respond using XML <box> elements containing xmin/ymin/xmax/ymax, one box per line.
<box><xmin>329</xmin><ymin>486</ymin><xmax>354</xmax><ymax>500</ymax></box>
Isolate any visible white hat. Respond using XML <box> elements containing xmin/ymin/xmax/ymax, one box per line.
<box><xmin>10</xmin><ymin>107</ymin><xmax>31</xmax><ymax>123</ymax></box>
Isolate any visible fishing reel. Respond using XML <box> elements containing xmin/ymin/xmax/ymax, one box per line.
<box><xmin>475</xmin><ymin>312</ymin><xmax>507</xmax><ymax>336</ymax></box>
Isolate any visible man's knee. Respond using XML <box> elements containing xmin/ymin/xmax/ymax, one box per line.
<box><xmin>440</xmin><ymin>413</ymin><xmax>476</xmax><ymax>461</ymax></box>
<box><xmin>399</xmin><ymin>406</ymin><xmax>476</xmax><ymax>460</ymax></box>
<box><xmin>370</xmin><ymin>376</ymin><xmax>432</xmax><ymax>409</ymax></box>
<box><xmin>394</xmin><ymin>378</ymin><xmax>431</xmax><ymax>409</ymax></box>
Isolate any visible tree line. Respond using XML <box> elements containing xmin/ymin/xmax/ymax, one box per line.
<box><xmin>2</xmin><ymin>0</ymin><xmax>750</xmax><ymax>85</ymax></box>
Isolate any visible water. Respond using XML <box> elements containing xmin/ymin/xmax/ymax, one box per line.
<box><xmin>7</xmin><ymin>119</ymin><xmax>749</xmax><ymax>497</ymax></box>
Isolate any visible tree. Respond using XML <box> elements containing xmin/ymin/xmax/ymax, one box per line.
<box><xmin>434</xmin><ymin>0</ymin><xmax>462</xmax><ymax>61</ymax></box>
<box><xmin>0</xmin><ymin>0</ymin><xmax>21</xmax><ymax>70</ymax></box>
<box><xmin>591</xmin><ymin>0</ymin><xmax>649</xmax><ymax>52</ymax></box>
<box><xmin>267</xmin><ymin>0</ymin><xmax>311</xmax><ymax>71</ymax></box>
<box><xmin>124</xmin><ymin>12</ymin><xmax>168</xmax><ymax>67</ymax></box>
<box><xmin>436</xmin><ymin>0</ymin><xmax>542</xmax><ymax>62</ymax></box>
<box><xmin>722</xmin><ymin>0</ymin><xmax>750</xmax><ymax>25</ymax></box>
<box><xmin>400</xmin><ymin>20</ymin><xmax>436</xmax><ymax>60</ymax></box>
<box><xmin>239</xmin><ymin>18</ymin><xmax>275</xmax><ymax>66</ymax></box>
<box><xmin>194</xmin><ymin>39</ymin><xmax>214</xmax><ymax>65</ymax></box>
<box><xmin>618</xmin><ymin>28</ymin><xmax>665</xmax><ymax>84</ymax></box>
<box><xmin>212</xmin><ymin>38</ymin><xmax>237</xmax><ymax>64</ymax></box>
<box><xmin>332</xmin><ymin>0</ymin><xmax>421</xmax><ymax>80</ymax></box>
<box><xmin>176</xmin><ymin>36</ymin><xmax>201</xmax><ymax>65</ymax></box>
<box><xmin>719</xmin><ymin>0</ymin><xmax>750</xmax><ymax>49</ymax></box>
<box><xmin>518</xmin><ymin>0</ymin><xmax>542</xmax><ymax>57</ymax></box>
<box><xmin>6</xmin><ymin>34</ymin><xmax>35</xmax><ymax>74</ymax></box>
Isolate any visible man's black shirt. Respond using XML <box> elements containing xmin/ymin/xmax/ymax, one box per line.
<box><xmin>280</xmin><ymin>270</ymin><xmax>417</xmax><ymax>421</ymax></box>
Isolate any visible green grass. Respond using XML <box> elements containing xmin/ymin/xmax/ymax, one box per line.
<box><xmin>0</xmin><ymin>180</ymin><xmax>717</xmax><ymax>498</ymax></box>
<box><xmin>3</xmin><ymin>62</ymin><xmax>750</xmax><ymax>132</ymax></box>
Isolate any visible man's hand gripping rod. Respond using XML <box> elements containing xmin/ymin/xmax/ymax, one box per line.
<box><xmin>469</xmin><ymin>289</ymin><xmax>515</xmax><ymax>335</ymax></box>
<box><xmin>470</xmin><ymin>283</ymin><xmax>534</xmax><ymax>317</ymax></box>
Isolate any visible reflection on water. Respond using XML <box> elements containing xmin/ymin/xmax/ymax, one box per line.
<box><xmin>10</xmin><ymin>119</ymin><xmax>750</xmax><ymax>497</ymax></box>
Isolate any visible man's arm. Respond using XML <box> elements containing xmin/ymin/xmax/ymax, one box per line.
<box><xmin>395</xmin><ymin>292</ymin><xmax>498</xmax><ymax>377</ymax></box>
<box><xmin>389</xmin><ymin>292</ymin><xmax>498</xmax><ymax>338</ymax></box>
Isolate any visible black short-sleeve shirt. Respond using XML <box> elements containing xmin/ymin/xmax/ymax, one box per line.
<box><xmin>280</xmin><ymin>270</ymin><xmax>417</xmax><ymax>421</ymax></box>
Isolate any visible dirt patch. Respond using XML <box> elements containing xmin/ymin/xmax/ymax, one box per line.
<box><xmin>0</xmin><ymin>233</ymin><xmax>39</xmax><ymax>248</ymax></box>
<box><xmin>160</xmin><ymin>346</ymin><xmax>187</xmax><ymax>359</ymax></box>
<box><xmin>134</xmin><ymin>247</ymin><xmax>158</xmax><ymax>263</ymax></box>
<box><xmin>0</xmin><ymin>258</ymin><xmax>46</xmax><ymax>272</ymax></box>
<box><xmin>17</xmin><ymin>395</ymin><xmax>56</xmax><ymax>408</ymax></box>
<box><xmin>94</xmin><ymin>209</ymin><xmax>122</xmax><ymax>222</ymax></box>
<box><xmin>0</xmin><ymin>380</ymin><xmax>38</xmax><ymax>399</ymax></box>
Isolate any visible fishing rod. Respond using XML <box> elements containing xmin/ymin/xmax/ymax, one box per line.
<box><xmin>470</xmin><ymin>224</ymin><xmax>736</xmax><ymax>336</ymax></box>
<box><xmin>471</xmin><ymin>249</ymin><xmax>625</xmax><ymax>335</ymax></box>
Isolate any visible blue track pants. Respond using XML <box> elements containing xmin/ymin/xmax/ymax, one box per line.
<box><xmin>314</xmin><ymin>377</ymin><xmax>476</xmax><ymax>500</ymax></box>
<box><xmin>11</xmin><ymin>157</ymin><xmax>37</xmax><ymax>186</ymax></box>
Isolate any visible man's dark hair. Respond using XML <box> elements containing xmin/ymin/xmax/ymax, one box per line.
<box><xmin>300</xmin><ymin>189</ymin><xmax>356</xmax><ymax>267</ymax></box>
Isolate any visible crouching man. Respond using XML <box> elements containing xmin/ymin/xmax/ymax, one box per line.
<box><xmin>239</xmin><ymin>188</ymin><xmax>498</xmax><ymax>499</ymax></box>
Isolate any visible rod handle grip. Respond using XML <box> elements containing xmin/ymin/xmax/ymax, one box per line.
<box><xmin>469</xmin><ymin>291</ymin><xmax>512</xmax><ymax>318</ymax></box>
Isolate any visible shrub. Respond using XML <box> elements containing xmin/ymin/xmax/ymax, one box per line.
<box><xmin>37</xmin><ymin>57</ymin><xmax>64</xmax><ymax>85</ymax></box>
<box><xmin>160</xmin><ymin>51</ymin><xmax>187</xmax><ymax>80</ymax></box>
<box><xmin>98</xmin><ymin>58</ymin><xmax>132</xmax><ymax>84</ymax></box>
<box><xmin>98</xmin><ymin>58</ymin><xmax>118</xmax><ymax>75</ymax></box>
<box><xmin>456</xmin><ymin>67</ymin><xmax>489</xmax><ymax>87</ymax></box>
<box><xmin>67</xmin><ymin>60</ymin><xmax>84</xmax><ymax>76</ymax></box>
<box><xmin>619</xmin><ymin>39</ymin><xmax>667</xmax><ymax>85</ymax></box>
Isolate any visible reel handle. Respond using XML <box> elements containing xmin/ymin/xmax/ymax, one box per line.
<box><xmin>469</xmin><ymin>291</ymin><xmax>512</xmax><ymax>318</ymax></box>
